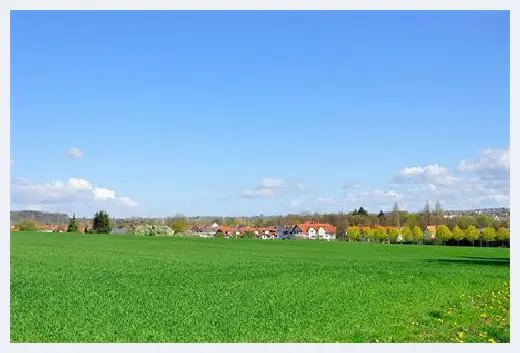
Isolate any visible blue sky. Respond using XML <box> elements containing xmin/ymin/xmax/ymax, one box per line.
<box><xmin>10</xmin><ymin>10</ymin><xmax>510</xmax><ymax>217</ymax></box>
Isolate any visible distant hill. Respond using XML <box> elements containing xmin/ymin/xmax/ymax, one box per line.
<box><xmin>10</xmin><ymin>210</ymin><xmax>70</xmax><ymax>226</ymax></box>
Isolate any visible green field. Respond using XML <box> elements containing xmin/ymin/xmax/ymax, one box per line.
<box><xmin>10</xmin><ymin>231</ymin><xmax>510</xmax><ymax>343</ymax></box>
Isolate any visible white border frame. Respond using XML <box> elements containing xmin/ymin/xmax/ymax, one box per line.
<box><xmin>4</xmin><ymin>1</ymin><xmax>517</xmax><ymax>353</ymax></box>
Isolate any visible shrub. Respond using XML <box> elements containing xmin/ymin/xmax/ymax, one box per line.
<box><xmin>132</xmin><ymin>224</ymin><xmax>174</xmax><ymax>237</ymax></box>
<box><xmin>401</xmin><ymin>226</ymin><xmax>412</xmax><ymax>242</ymax></box>
<box><xmin>18</xmin><ymin>219</ymin><xmax>37</xmax><ymax>231</ymax></box>
<box><xmin>347</xmin><ymin>226</ymin><xmax>360</xmax><ymax>241</ymax></box>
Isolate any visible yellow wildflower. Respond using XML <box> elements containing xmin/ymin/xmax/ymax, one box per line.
<box><xmin>489</xmin><ymin>338</ymin><xmax>496</xmax><ymax>343</ymax></box>
<box><xmin>457</xmin><ymin>332</ymin><xmax>464</xmax><ymax>339</ymax></box>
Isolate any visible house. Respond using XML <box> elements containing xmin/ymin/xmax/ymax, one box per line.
<box><xmin>277</xmin><ymin>226</ymin><xmax>295</xmax><ymax>240</ymax></box>
<box><xmin>290</xmin><ymin>221</ymin><xmax>336</xmax><ymax>241</ymax></box>
<box><xmin>215</xmin><ymin>226</ymin><xmax>235</xmax><ymax>237</ymax></box>
<box><xmin>423</xmin><ymin>226</ymin><xmax>436</xmax><ymax>240</ymax></box>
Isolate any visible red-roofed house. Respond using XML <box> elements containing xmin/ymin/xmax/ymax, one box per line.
<box><xmin>290</xmin><ymin>221</ymin><xmax>337</xmax><ymax>240</ymax></box>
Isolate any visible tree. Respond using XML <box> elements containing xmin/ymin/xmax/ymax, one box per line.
<box><xmin>92</xmin><ymin>210</ymin><xmax>111</xmax><ymax>234</ymax></box>
<box><xmin>476</xmin><ymin>215</ymin><xmax>493</xmax><ymax>228</ymax></box>
<box><xmin>496</xmin><ymin>227</ymin><xmax>510</xmax><ymax>247</ymax></box>
<box><xmin>168</xmin><ymin>215</ymin><xmax>188</xmax><ymax>235</ymax></box>
<box><xmin>481</xmin><ymin>227</ymin><xmax>496</xmax><ymax>246</ymax></box>
<box><xmin>452</xmin><ymin>225</ymin><xmax>464</xmax><ymax>246</ymax></box>
<box><xmin>465</xmin><ymin>225</ymin><xmax>480</xmax><ymax>246</ymax></box>
<box><xmin>457</xmin><ymin>216</ymin><xmax>476</xmax><ymax>230</ymax></box>
<box><xmin>347</xmin><ymin>226</ymin><xmax>361</xmax><ymax>241</ymax></box>
<box><xmin>243</xmin><ymin>231</ymin><xmax>255</xmax><ymax>239</ymax></box>
<box><xmin>374</xmin><ymin>227</ymin><xmax>387</xmax><ymax>243</ymax></box>
<box><xmin>404</xmin><ymin>214</ymin><xmax>419</xmax><ymax>228</ymax></box>
<box><xmin>336</xmin><ymin>219</ymin><xmax>348</xmax><ymax>241</ymax></box>
<box><xmin>401</xmin><ymin>226</ymin><xmax>412</xmax><ymax>242</ymax></box>
<box><xmin>357</xmin><ymin>207</ymin><xmax>368</xmax><ymax>217</ymax></box>
<box><xmin>377</xmin><ymin>210</ymin><xmax>386</xmax><ymax>226</ymax></box>
<box><xmin>18</xmin><ymin>219</ymin><xmax>37</xmax><ymax>231</ymax></box>
<box><xmin>434</xmin><ymin>201</ymin><xmax>445</xmax><ymax>226</ymax></box>
<box><xmin>363</xmin><ymin>228</ymin><xmax>375</xmax><ymax>242</ymax></box>
<box><xmin>388</xmin><ymin>227</ymin><xmax>399</xmax><ymax>243</ymax></box>
<box><xmin>391</xmin><ymin>202</ymin><xmax>400</xmax><ymax>227</ymax></box>
<box><xmin>435</xmin><ymin>225</ymin><xmax>452</xmax><ymax>245</ymax></box>
<box><xmin>421</xmin><ymin>201</ymin><xmax>431</xmax><ymax>228</ymax></box>
<box><xmin>67</xmin><ymin>213</ymin><xmax>78</xmax><ymax>232</ymax></box>
<box><xmin>412</xmin><ymin>226</ymin><xmax>423</xmax><ymax>244</ymax></box>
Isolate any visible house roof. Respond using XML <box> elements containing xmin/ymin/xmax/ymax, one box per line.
<box><xmin>294</xmin><ymin>222</ymin><xmax>336</xmax><ymax>233</ymax></box>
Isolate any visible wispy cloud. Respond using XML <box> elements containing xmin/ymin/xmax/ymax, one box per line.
<box><xmin>66</xmin><ymin>147</ymin><xmax>83</xmax><ymax>158</ymax></box>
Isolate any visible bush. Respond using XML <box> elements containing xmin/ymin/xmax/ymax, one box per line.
<box><xmin>18</xmin><ymin>219</ymin><xmax>37</xmax><ymax>231</ymax></box>
<box><xmin>131</xmin><ymin>224</ymin><xmax>174</xmax><ymax>237</ymax></box>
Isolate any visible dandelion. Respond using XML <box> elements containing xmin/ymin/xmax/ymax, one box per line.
<box><xmin>457</xmin><ymin>332</ymin><xmax>464</xmax><ymax>339</ymax></box>
<box><xmin>480</xmin><ymin>313</ymin><xmax>487</xmax><ymax>319</ymax></box>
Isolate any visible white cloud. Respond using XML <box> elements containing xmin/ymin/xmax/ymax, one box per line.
<box><xmin>290</xmin><ymin>200</ymin><xmax>303</xmax><ymax>206</ymax></box>
<box><xmin>66</xmin><ymin>147</ymin><xmax>83</xmax><ymax>158</ymax></box>
<box><xmin>261</xmin><ymin>178</ymin><xmax>285</xmax><ymax>188</ymax></box>
<box><xmin>457</xmin><ymin>148</ymin><xmax>510</xmax><ymax>183</ymax></box>
<box><xmin>241</xmin><ymin>178</ymin><xmax>304</xmax><ymax>198</ymax></box>
<box><xmin>298</xmin><ymin>147</ymin><xmax>510</xmax><ymax>213</ymax></box>
<box><xmin>119</xmin><ymin>196</ymin><xmax>139</xmax><ymax>207</ymax></box>
<box><xmin>11</xmin><ymin>177</ymin><xmax>138</xmax><ymax>215</ymax></box>
<box><xmin>242</xmin><ymin>188</ymin><xmax>275</xmax><ymax>198</ymax></box>
<box><xmin>344</xmin><ymin>181</ymin><xmax>361</xmax><ymax>189</ymax></box>
<box><xmin>394</xmin><ymin>164</ymin><xmax>461</xmax><ymax>186</ymax></box>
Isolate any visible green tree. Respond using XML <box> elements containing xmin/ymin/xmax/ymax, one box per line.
<box><xmin>496</xmin><ymin>227</ymin><xmax>510</xmax><ymax>247</ymax></box>
<box><xmin>374</xmin><ymin>227</ymin><xmax>387</xmax><ymax>243</ymax></box>
<box><xmin>363</xmin><ymin>228</ymin><xmax>375</xmax><ymax>242</ymax></box>
<box><xmin>476</xmin><ymin>215</ymin><xmax>493</xmax><ymax>228</ymax></box>
<box><xmin>92</xmin><ymin>210</ymin><xmax>112</xmax><ymax>234</ymax></box>
<box><xmin>357</xmin><ymin>207</ymin><xmax>368</xmax><ymax>216</ymax></box>
<box><xmin>18</xmin><ymin>219</ymin><xmax>37</xmax><ymax>231</ymax></box>
<box><xmin>347</xmin><ymin>226</ymin><xmax>361</xmax><ymax>241</ymax></box>
<box><xmin>465</xmin><ymin>225</ymin><xmax>480</xmax><ymax>246</ymax></box>
<box><xmin>435</xmin><ymin>225</ymin><xmax>452</xmax><ymax>245</ymax></box>
<box><xmin>481</xmin><ymin>227</ymin><xmax>496</xmax><ymax>246</ymax></box>
<box><xmin>388</xmin><ymin>227</ymin><xmax>399</xmax><ymax>243</ymax></box>
<box><xmin>404</xmin><ymin>214</ymin><xmax>418</xmax><ymax>227</ymax></box>
<box><xmin>412</xmin><ymin>226</ymin><xmax>423</xmax><ymax>244</ymax></box>
<box><xmin>168</xmin><ymin>216</ymin><xmax>188</xmax><ymax>235</ymax></box>
<box><xmin>67</xmin><ymin>213</ymin><xmax>78</xmax><ymax>232</ymax></box>
<box><xmin>401</xmin><ymin>226</ymin><xmax>412</xmax><ymax>242</ymax></box>
<box><xmin>457</xmin><ymin>216</ymin><xmax>476</xmax><ymax>230</ymax></box>
<box><xmin>452</xmin><ymin>225</ymin><xmax>464</xmax><ymax>246</ymax></box>
<box><xmin>243</xmin><ymin>230</ymin><xmax>255</xmax><ymax>239</ymax></box>
<box><xmin>377</xmin><ymin>210</ymin><xmax>386</xmax><ymax>226</ymax></box>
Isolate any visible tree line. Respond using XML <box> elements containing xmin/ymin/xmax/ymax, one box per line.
<box><xmin>343</xmin><ymin>224</ymin><xmax>510</xmax><ymax>247</ymax></box>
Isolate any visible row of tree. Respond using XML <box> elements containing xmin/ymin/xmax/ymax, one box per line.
<box><xmin>343</xmin><ymin>224</ymin><xmax>510</xmax><ymax>247</ymax></box>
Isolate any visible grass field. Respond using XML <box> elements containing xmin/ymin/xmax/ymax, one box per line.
<box><xmin>10</xmin><ymin>231</ymin><xmax>510</xmax><ymax>343</ymax></box>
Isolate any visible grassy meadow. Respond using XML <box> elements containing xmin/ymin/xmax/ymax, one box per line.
<box><xmin>10</xmin><ymin>231</ymin><xmax>510</xmax><ymax>343</ymax></box>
